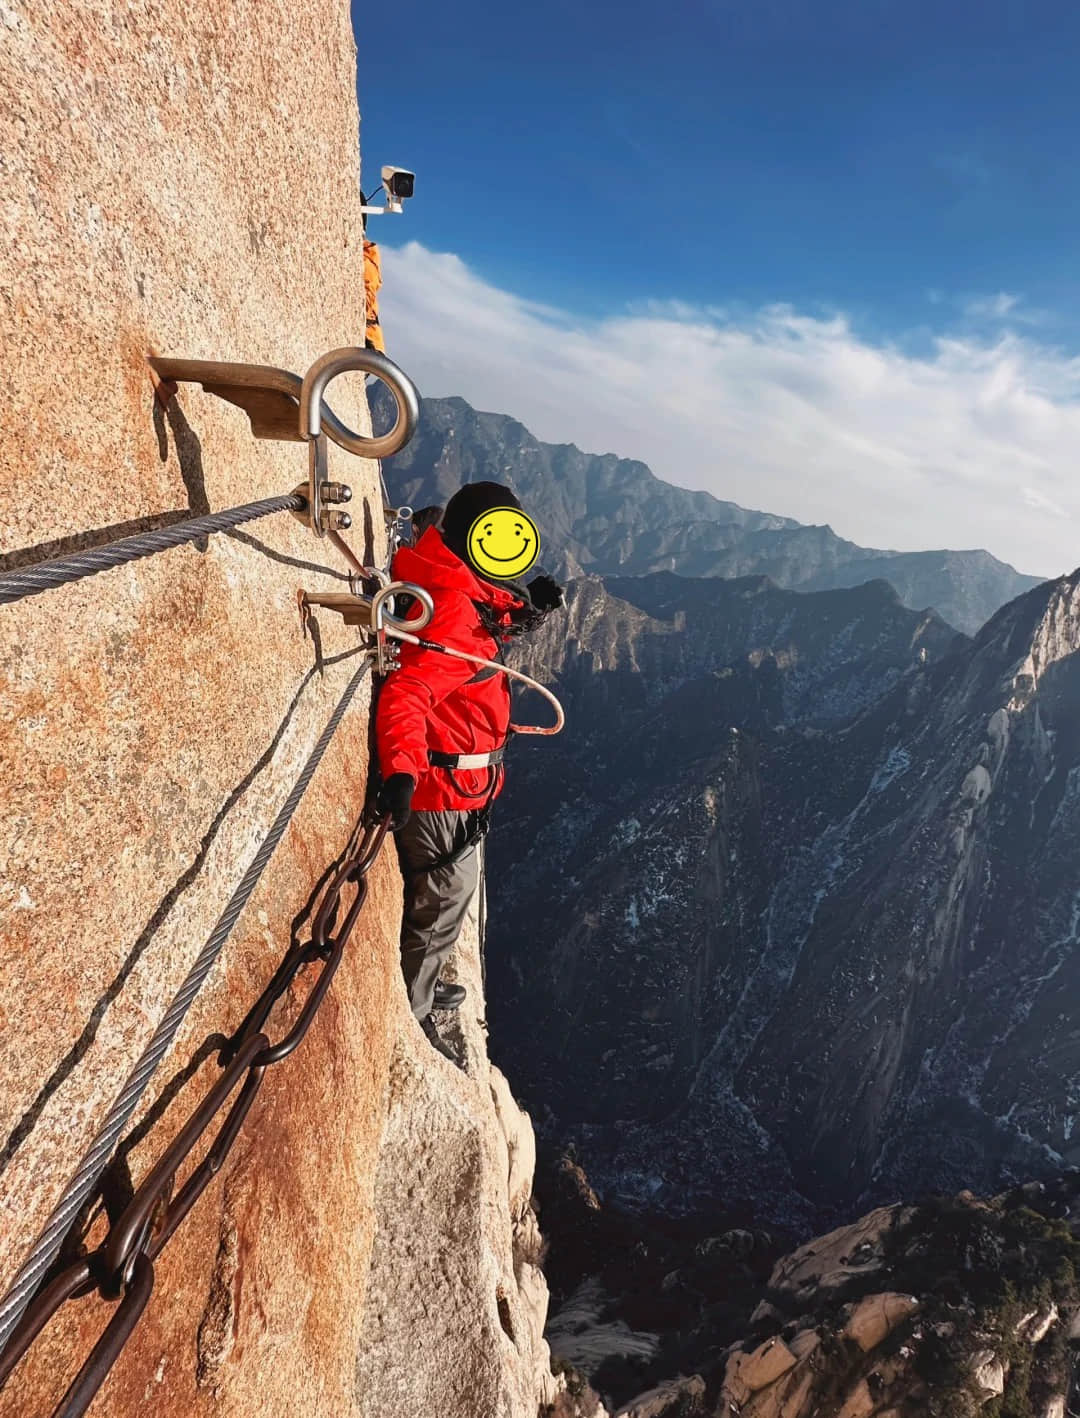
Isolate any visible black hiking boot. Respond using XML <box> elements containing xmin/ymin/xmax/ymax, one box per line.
<box><xmin>433</xmin><ymin>979</ymin><xmax>466</xmax><ymax>1011</ymax></box>
<box><xmin>420</xmin><ymin>1013</ymin><xmax>464</xmax><ymax>1070</ymax></box>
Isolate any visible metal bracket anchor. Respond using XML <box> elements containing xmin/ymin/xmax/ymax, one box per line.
<box><xmin>149</xmin><ymin>347</ymin><xmax>420</xmax><ymax>541</ymax></box>
<box><xmin>299</xmin><ymin>580</ymin><xmax>435</xmax><ymax>677</ymax></box>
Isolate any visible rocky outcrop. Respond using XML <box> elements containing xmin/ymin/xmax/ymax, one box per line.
<box><xmin>376</xmin><ymin>389</ymin><xmax>1042</xmax><ymax>634</ymax></box>
<box><xmin>355</xmin><ymin>894</ymin><xmax>570</xmax><ymax>1417</ymax></box>
<box><xmin>0</xmin><ymin>3</ymin><xmax>562</xmax><ymax>1415</ymax></box>
<box><xmin>714</xmin><ymin>1184</ymin><xmax>1080</xmax><ymax>1418</ymax></box>
<box><xmin>615</xmin><ymin>1375</ymin><xmax>706</xmax><ymax>1417</ymax></box>
<box><xmin>539</xmin><ymin>1161</ymin><xmax>1080</xmax><ymax>1418</ymax></box>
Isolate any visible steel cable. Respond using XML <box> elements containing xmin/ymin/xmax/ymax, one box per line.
<box><xmin>0</xmin><ymin>495</ymin><xmax>305</xmax><ymax>607</ymax></box>
<box><xmin>0</xmin><ymin>658</ymin><xmax>370</xmax><ymax>1354</ymax></box>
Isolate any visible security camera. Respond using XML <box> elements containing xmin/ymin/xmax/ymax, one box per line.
<box><xmin>359</xmin><ymin>165</ymin><xmax>416</xmax><ymax>217</ymax></box>
<box><xmin>381</xmin><ymin>166</ymin><xmax>415</xmax><ymax>211</ymax></box>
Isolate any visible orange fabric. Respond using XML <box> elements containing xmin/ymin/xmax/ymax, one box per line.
<box><xmin>363</xmin><ymin>239</ymin><xmax>385</xmax><ymax>352</ymax></box>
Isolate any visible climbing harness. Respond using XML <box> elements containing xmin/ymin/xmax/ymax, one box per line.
<box><xmin>397</xmin><ymin>805</ymin><xmax>493</xmax><ymax>879</ymax></box>
<box><xmin>429</xmin><ymin>748</ymin><xmax>506</xmax><ymax>771</ymax></box>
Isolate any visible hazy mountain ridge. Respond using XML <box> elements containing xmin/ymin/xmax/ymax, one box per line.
<box><xmin>375</xmin><ymin>387</ymin><xmax>1042</xmax><ymax>634</ymax></box>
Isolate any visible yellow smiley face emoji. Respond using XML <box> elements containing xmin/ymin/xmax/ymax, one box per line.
<box><xmin>467</xmin><ymin>507</ymin><xmax>540</xmax><ymax>579</ymax></box>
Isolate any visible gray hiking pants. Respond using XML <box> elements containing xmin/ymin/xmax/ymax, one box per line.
<box><xmin>395</xmin><ymin>808</ymin><xmax>482</xmax><ymax>1020</ymax></box>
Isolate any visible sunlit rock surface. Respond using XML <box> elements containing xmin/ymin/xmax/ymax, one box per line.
<box><xmin>356</xmin><ymin>893</ymin><xmax>571</xmax><ymax>1417</ymax></box>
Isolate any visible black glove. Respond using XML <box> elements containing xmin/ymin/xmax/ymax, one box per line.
<box><xmin>527</xmin><ymin>575</ymin><xmax>565</xmax><ymax>613</ymax></box>
<box><xmin>376</xmin><ymin>773</ymin><xmax>415</xmax><ymax>831</ymax></box>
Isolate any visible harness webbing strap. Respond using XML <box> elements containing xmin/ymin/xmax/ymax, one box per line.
<box><xmin>429</xmin><ymin>747</ymin><xmax>506</xmax><ymax>771</ymax></box>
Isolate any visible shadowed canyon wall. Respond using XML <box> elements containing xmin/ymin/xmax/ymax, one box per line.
<box><xmin>0</xmin><ymin>3</ymin><xmax>562</xmax><ymax>1414</ymax></box>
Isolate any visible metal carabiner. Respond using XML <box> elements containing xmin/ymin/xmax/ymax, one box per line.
<box><xmin>384</xmin><ymin>503</ymin><xmax>414</xmax><ymax>561</ymax></box>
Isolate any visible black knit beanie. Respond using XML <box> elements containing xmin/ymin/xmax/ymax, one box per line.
<box><xmin>442</xmin><ymin>481</ymin><xmax>523</xmax><ymax>567</ymax></box>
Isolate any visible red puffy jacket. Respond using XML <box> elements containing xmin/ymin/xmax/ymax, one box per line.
<box><xmin>376</xmin><ymin>527</ymin><xmax>523</xmax><ymax>812</ymax></box>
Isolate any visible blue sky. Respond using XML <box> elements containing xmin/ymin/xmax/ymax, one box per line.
<box><xmin>354</xmin><ymin>0</ymin><xmax>1080</xmax><ymax>324</ymax></box>
<box><xmin>350</xmin><ymin>0</ymin><xmax>1080</xmax><ymax>576</ymax></box>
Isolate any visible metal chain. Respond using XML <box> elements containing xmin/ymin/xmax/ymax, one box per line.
<box><xmin>0</xmin><ymin>658</ymin><xmax>371</xmax><ymax>1363</ymax></box>
<box><xmin>0</xmin><ymin>495</ymin><xmax>305</xmax><ymax>607</ymax></box>
<box><xmin>0</xmin><ymin>809</ymin><xmax>389</xmax><ymax>1417</ymax></box>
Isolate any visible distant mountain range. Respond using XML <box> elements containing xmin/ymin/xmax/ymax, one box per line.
<box><xmin>375</xmin><ymin>388</ymin><xmax>1043</xmax><ymax>634</ymax></box>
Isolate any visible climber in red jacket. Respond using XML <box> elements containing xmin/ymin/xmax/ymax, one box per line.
<box><xmin>375</xmin><ymin>482</ymin><xmax>564</xmax><ymax>1066</ymax></box>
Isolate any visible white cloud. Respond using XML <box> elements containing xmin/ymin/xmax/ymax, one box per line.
<box><xmin>963</xmin><ymin>291</ymin><xmax>1049</xmax><ymax>326</ymax></box>
<box><xmin>379</xmin><ymin>242</ymin><xmax>1080</xmax><ymax>577</ymax></box>
<box><xmin>965</xmin><ymin>291</ymin><xmax>1021</xmax><ymax>319</ymax></box>
<box><xmin>1023</xmin><ymin>486</ymin><xmax>1068</xmax><ymax>518</ymax></box>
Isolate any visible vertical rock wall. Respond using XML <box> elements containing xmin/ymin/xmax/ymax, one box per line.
<box><xmin>355</xmin><ymin>881</ymin><xmax>565</xmax><ymax>1417</ymax></box>
<box><xmin>0</xmin><ymin>3</ymin><xmax>563</xmax><ymax>1415</ymax></box>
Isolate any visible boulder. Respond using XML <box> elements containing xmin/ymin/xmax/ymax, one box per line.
<box><xmin>615</xmin><ymin>1374</ymin><xmax>706</xmax><ymax>1418</ymax></box>
<box><xmin>721</xmin><ymin>1337</ymin><xmax>798</xmax><ymax>1405</ymax></box>
<box><xmin>768</xmin><ymin>1207</ymin><xmax>909</xmax><ymax>1304</ymax></box>
<box><xmin>787</xmin><ymin>1329</ymin><xmax>821</xmax><ymax>1360</ymax></box>
<box><xmin>970</xmin><ymin>1350</ymin><xmax>1006</xmax><ymax>1397</ymax></box>
<box><xmin>842</xmin><ymin>1292</ymin><xmax>920</xmax><ymax>1351</ymax></box>
<box><xmin>1016</xmin><ymin>1304</ymin><xmax>1058</xmax><ymax>1345</ymax></box>
<box><xmin>750</xmin><ymin>1299</ymin><xmax>785</xmax><ymax>1326</ymax></box>
<box><xmin>834</xmin><ymin>1379</ymin><xmax>875</xmax><ymax>1418</ymax></box>
<box><xmin>740</xmin><ymin>1361</ymin><xmax>818</xmax><ymax>1418</ymax></box>
<box><xmin>739</xmin><ymin>1337</ymin><xmax>799</xmax><ymax>1391</ymax></box>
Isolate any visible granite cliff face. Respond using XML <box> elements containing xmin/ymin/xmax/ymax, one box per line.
<box><xmin>488</xmin><ymin>569</ymin><xmax>1080</xmax><ymax>1229</ymax></box>
<box><xmin>0</xmin><ymin>4</ymin><xmax>564</xmax><ymax>1415</ymax></box>
<box><xmin>375</xmin><ymin>390</ymin><xmax>1041</xmax><ymax>635</ymax></box>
